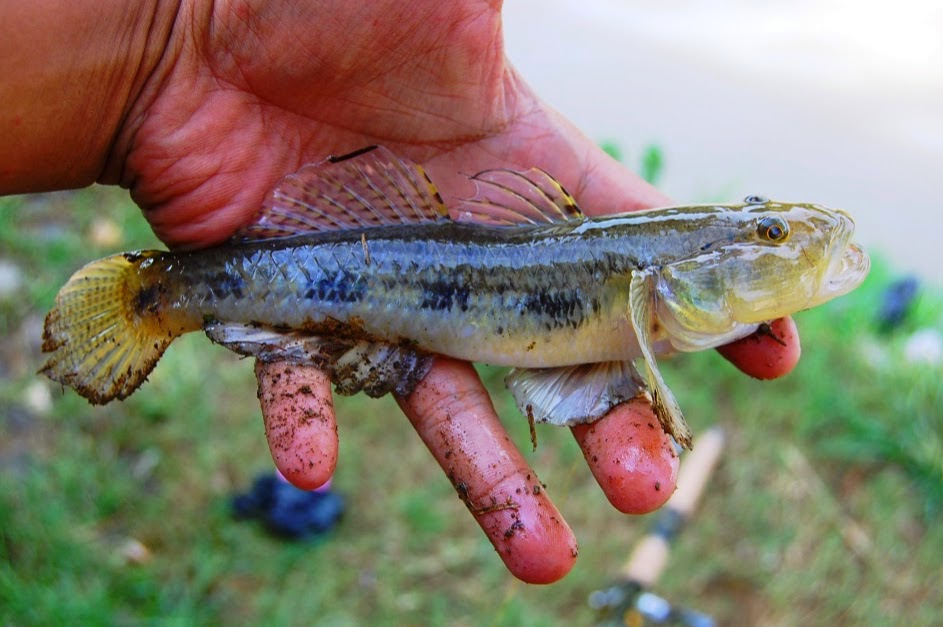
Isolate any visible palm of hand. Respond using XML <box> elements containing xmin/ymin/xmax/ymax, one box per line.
<box><xmin>115</xmin><ymin>1</ymin><xmax>663</xmax><ymax>246</ymax></box>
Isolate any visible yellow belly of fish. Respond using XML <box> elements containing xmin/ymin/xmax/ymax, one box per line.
<box><xmin>457</xmin><ymin>317</ymin><xmax>638</xmax><ymax>367</ymax></box>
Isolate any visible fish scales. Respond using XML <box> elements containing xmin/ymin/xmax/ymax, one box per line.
<box><xmin>39</xmin><ymin>147</ymin><xmax>868</xmax><ymax>448</ymax></box>
<box><xmin>147</xmin><ymin>221</ymin><xmax>646</xmax><ymax>368</ymax></box>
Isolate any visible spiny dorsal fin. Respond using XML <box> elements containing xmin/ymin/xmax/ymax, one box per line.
<box><xmin>456</xmin><ymin>167</ymin><xmax>585</xmax><ymax>225</ymax></box>
<box><xmin>235</xmin><ymin>146</ymin><xmax>449</xmax><ymax>241</ymax></box>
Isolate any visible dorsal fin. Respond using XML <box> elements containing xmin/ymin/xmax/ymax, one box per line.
<box><xmin>235</xmin><ymin>146</ymin><xmax>450</xmax><ymax>241</ymax></box>
<box><xmin>455</xmin><ymin>167</ymin><xmax>586</xmax><ymax>225</ymax></box>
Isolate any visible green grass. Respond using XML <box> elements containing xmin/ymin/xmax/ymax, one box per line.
<box><xmin>600</xmin><ymin>142</ymin><xmax>664</xmax><ymax>185</ymax></box>
<box><xmin>1</xmin><ymin>187</ymin><xmax>941</xmax><ymax>625</ymax></box>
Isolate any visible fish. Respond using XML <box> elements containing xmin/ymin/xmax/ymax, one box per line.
<box><xmin>40</xmin><ymin>146</ymin><xmax>869</xmax><ymax>448</ymax></box>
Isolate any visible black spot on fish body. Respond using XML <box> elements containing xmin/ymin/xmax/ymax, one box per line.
<box><xmin>304</xmin><ymin>272</ymin><xmax>366</xmax><ymax>303</ymax></box>
<box><xmin>206</xmin><ymin>272</ymin><xmax>246</xmax><ymax>299</ymax></box>
<box><xmin>134</xmin><ymin>284</ymin><xmax>163</xmax><ymax>315</ymax></box>
<box><xmin>418</xmin><ymin>280</ymin><xmax>471</xmax><ymax>312</ymax></box>
<box><xmin>523</xmin><ymin>290</ymin><xmax>576</xmax><ymax>318</ymax></box>
<box><xmin>522</xmin><ymin>289</ymin><xmax>586</xmax><ymax>331</ymax></box>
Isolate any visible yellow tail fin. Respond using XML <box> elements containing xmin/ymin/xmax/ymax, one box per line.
<box><xmin>40</xmin><ymin>251</ymin><xmax>182</xmax><ymax>404</ymax></box>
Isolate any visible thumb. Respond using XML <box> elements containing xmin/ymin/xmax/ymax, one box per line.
<box><xmin>538</xmin><ymin>107</ymin><xmax>673</xmax><ymax>215</ymax></box>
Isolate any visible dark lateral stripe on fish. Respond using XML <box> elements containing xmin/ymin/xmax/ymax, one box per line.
<box><xmin>302</xmin><ymin>274</ymin><xmax>367</xmax><ymax>303</ymax></box>
<box><xmin>409</xmin><ymin>278</ymin><xmax>594</xmax><ymax>329</ymax></box>
<box><xmin>416</xmin><ymin>280</ymin><xmax>472</xmax><ymax>312</ymax></box>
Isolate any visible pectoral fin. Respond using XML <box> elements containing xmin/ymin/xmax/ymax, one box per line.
<box><xmin>506</xmin><ymin>361</ymin><xmax>646</xmax><ymax>427</ymax></box>
<box><xmin>204</xmin><ymin>322</ymin><xmax>432</xmax><ymax>398</ymax></box>
<box><xmin>629</xmin><ymin>269</ymin><xmax>693</xmax><ymax>449</ymax></box>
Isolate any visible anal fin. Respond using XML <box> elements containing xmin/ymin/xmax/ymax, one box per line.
<box><xmin>505</xmin><ymin>361</ymin><xmax>647</xmax><ymax>427</ymax></box>
<box><xmin>205</xmin><ymin>322</ymin><xmax>432</xmax><ymax>398</ymax></box>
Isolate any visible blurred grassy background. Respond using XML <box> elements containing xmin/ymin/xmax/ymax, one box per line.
<box><xmin>1</xmin><ymin>184</ymin><xmax>941</xmax><ymax>625</ymax></box>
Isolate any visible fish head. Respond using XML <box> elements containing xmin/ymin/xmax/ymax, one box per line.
<box><xmin>654</xmin><ymin>196</ymin><xmax>870</xmax><ymax>350</ymax></box>
<box><xmin>722</xmin><ymin>196</ymin><xmax>870</xmax><ymax>319</ymax></box>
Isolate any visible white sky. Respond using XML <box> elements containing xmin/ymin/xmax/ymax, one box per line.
<box><xmin>504</xmin><ymin>0</ymin><xmax>943</xmax><ymax>281</ymax></box>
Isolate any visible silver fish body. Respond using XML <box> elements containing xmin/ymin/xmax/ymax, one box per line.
<box><xmin>40</xmin><ymin>147</ymin><xmax>869</xmax><ymax>447</ymax></box>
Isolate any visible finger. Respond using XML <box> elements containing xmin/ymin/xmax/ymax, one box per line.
<box><xmin>255</xmin><ymin>361</ymin><xmax>338</xmax><ymax>490</ymax></box>
<box><xmin>571</xmin><ymin>398</ymin><xmax>680</xmax><ymax>515</ymax></box>
<box><xmin>396</xmin><ymin>357</ymin><xmax>578</xmax><ymax>584</ymax></box>
<box><xmin>717</xmin><ymin>316</ymin><xmax>801</xmax><ymax>380</ymax></box>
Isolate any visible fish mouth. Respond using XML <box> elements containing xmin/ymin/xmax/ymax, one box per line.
<box><xmin>823</xmin><ymin>241</ymin><xmax>870</xmax><ymax>299</ymax></box>
<box><xmin>818</xmin><ymin>209</ymin><xmax>869</xmax><ymax>299</ymax></box>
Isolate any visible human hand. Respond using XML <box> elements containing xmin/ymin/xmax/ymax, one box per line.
<box><xmin>2</xmin><ymin>0</ymin><xmax>800</xmax><ymax>583</ymax></box>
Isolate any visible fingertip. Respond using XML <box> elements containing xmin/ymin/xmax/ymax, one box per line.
<box><xmin>717</xmin><ymin>317</ymin><xmax>801</xmax><ymax>380</ymax></box>
<box><xmin>398</xmin><ymin>357</ymin><xmax>577</xmax><ymax>583</ymax></box>
<box><xmin>471</xmin><ymin>474</ymin><xmax>579</xmax><ymax>584</ymax></box>
<box><xmin>255</xmin><ymin>361</ymin><xmax>338</xmax><ymax>490</ymax></box>
<box><xmin>572</xmin><ymin>399</ymin><xmax>680</xmax><ymax>514</ymax></box>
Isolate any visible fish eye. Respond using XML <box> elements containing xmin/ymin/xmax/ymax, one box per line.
<box><xmin>744</xmin><ymin>195</ymin><xmax>769</xmax><ymax>205</ymax></box>
<box><xmin>757</xmin><ymin>216</ymin><xmax>790</xmax><ymax>243</ymax></box>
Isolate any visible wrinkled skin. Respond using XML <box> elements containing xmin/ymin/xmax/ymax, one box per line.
<box><xmin>2</xmin><ymin>0</ymin><xmax>800</xmax><ymax>583</ymax></box>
